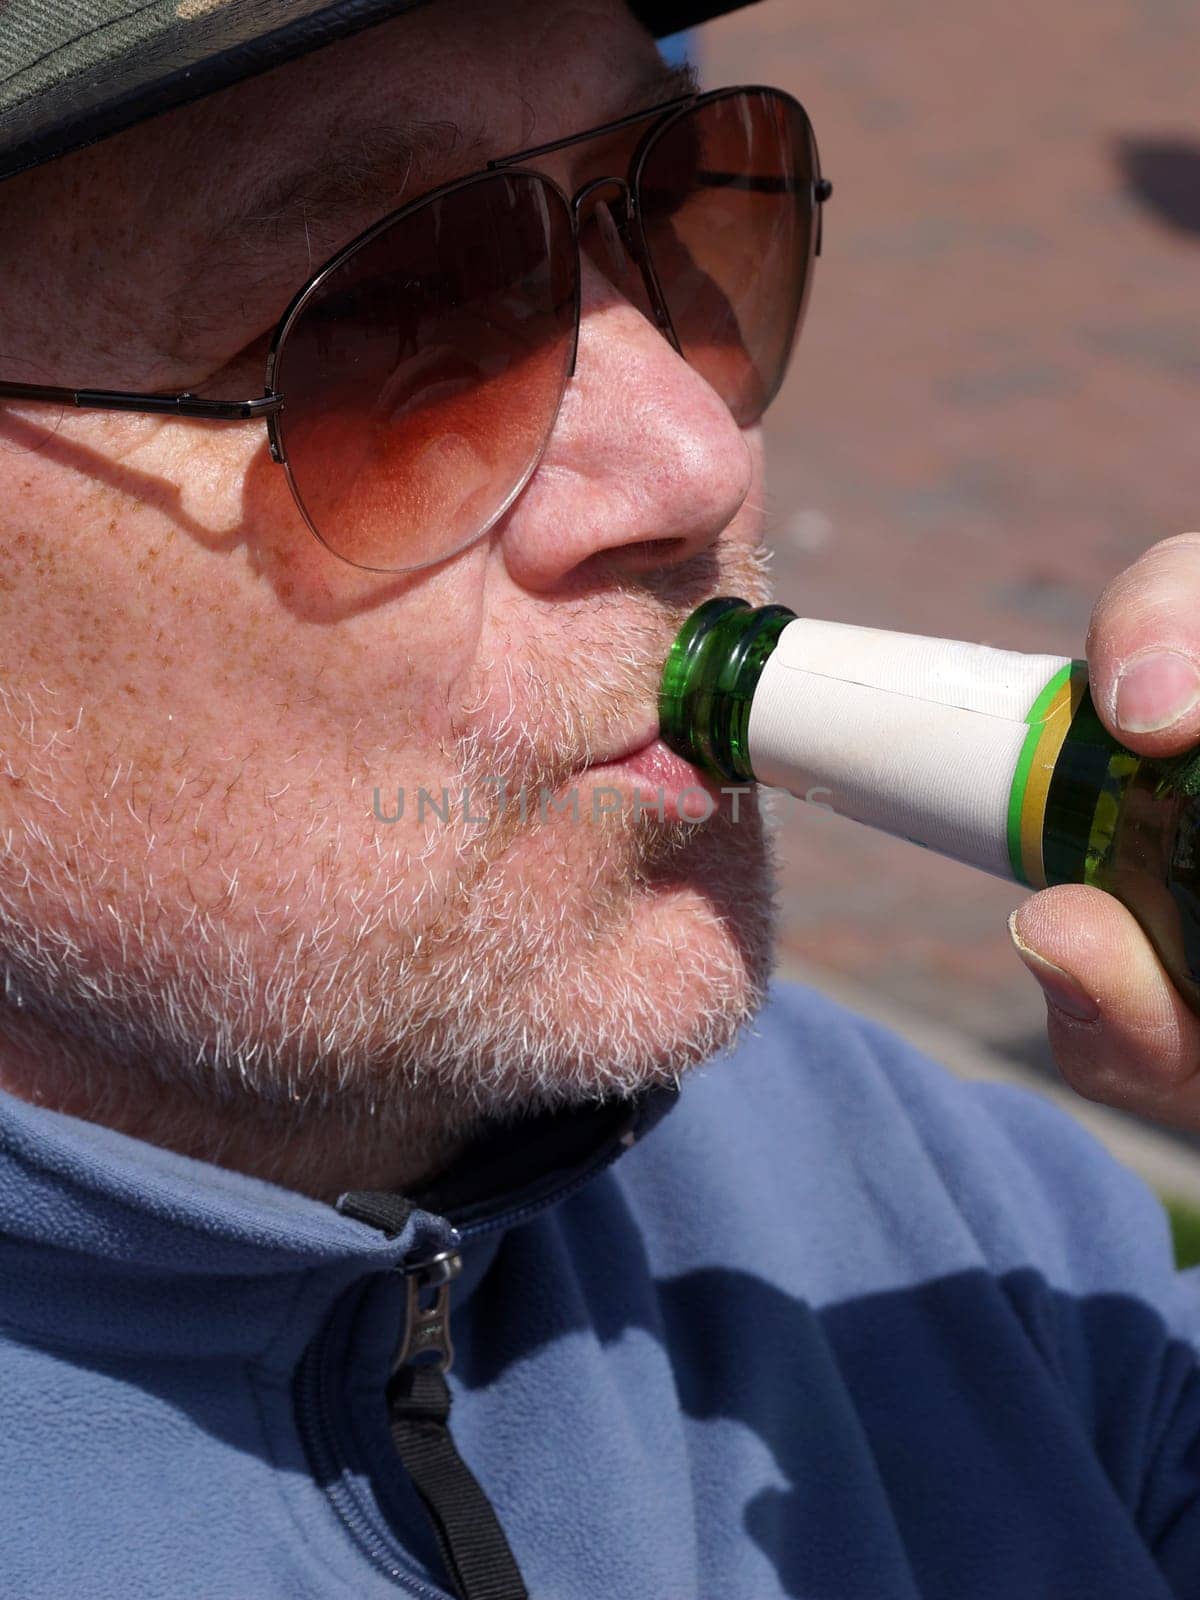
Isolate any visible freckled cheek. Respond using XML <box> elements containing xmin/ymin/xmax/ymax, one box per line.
<box><xmin>1</xmin><ymin>447</ymin><xmax>493</xmax><ymax>796</ymax></box>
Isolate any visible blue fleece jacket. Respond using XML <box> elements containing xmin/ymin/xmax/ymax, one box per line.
<box><xmin>1</xmin><ymin>979</ymin><xmax>1198</xmax><ymax>1599</ymax></box>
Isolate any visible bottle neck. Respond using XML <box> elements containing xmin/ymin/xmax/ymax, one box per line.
<box><xmin>659</xmin><ymin>599</ymin><xmax>798</xmax><ymax>782</ymax></box>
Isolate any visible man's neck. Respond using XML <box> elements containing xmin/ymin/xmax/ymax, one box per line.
<box><xmin>0</xmin><ymin>1011</ymin><xmax>474</xmax><ymax>1201</ymax></box>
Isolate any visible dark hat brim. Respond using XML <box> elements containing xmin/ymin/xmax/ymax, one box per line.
<box><xmin>0</xmin><ymin>0</ymin><xmax>759</xmax><ymax>184</ymax></box>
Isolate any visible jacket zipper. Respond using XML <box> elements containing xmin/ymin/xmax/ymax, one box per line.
<box><xmin>294</xmin><ymin>1246</ymin><xmax>463</xmax><ymax>1599</ymax></box>
<box><xmin>296</xmin><ymin>1106</ymin><xmax>646</xmax><ymax>1590</ymax></box>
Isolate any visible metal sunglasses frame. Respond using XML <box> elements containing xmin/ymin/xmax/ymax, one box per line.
<box><xmin>0</xmin><ymin>83</ymin><xmax>831</xmax><ymax>567</ymax></box>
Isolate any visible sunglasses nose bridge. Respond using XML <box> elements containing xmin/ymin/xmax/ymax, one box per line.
<box><xmin>571</xmin><ymin>175</ymin><xmax>633</xmax><ymax>246</ymax></box>
<box><xmin>570</xmin><ymin>175</ymin><xmax>680</xmax><ymax>357</ymax></box>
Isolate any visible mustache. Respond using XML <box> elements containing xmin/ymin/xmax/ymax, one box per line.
<box><xmin>447</xmin><ymin>545</ymin><xmax>774</xmax><ymax>800</ymax></box>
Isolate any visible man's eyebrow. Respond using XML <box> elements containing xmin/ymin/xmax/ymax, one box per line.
<box><xmin>221</xmin><ymin>117</ymin><xmax>479</xmax><ymax>255</ymax></box>
<box><xmin>168</xmin><ymin>54</ymin><xmax>702</xmax><ymax>346</ymax></box>
<box><xmin>222</xmin><ymin>57</ymin><xmax>701</xmax><ymax>253</ymax></box>
<box><xmin>612</xmin><ymin>57</ymin><xmax>701</xmax><ymax>122</ymax></box>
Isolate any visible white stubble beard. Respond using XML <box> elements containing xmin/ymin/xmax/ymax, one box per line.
<box><xmin>0</xmin><ymin>551</ymin><xmax>778</xmax><ymax>1197</ymax></box>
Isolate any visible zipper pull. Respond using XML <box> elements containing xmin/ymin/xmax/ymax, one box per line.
<box><xmin>334</xmin><ymin>1190</ymin><xmax>463</xmax><ymax>1374</ymax></box>
<box><xmin>387</xmin><ymin>1245</ymin><xmax>528</xmax><ymax>1600</ymax></box>
<box><xmin>393</xmin><ymin>1246</ymin><xmax>463</xmax><ymax>1376</ymax></box>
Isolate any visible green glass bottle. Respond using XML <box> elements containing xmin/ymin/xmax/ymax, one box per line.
<box><xmin>660</xmin><ymin>597</ymin><xmax>1200</xmax><ymax>1016</ymax></box>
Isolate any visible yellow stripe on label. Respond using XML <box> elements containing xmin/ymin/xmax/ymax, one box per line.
<box><xmin>1017</xmin><ymin>668</ymin><xmax>1087</xmax><ymax>889</ymax></box>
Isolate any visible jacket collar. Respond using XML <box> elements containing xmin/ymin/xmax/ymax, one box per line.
<box><xmin>0</xmin><ymin>1080</ymin><xmax>676</xmax><ymax>1361</ymax></box>
<box><xmin>405</xmin><ymin>1082</ymin><xmax>677</xmax><ymax>1239</ymax></box>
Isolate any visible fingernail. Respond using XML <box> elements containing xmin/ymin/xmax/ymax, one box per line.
<box><xmin>1115</xmin><ymin>649</ymin><xmax>1200</xmax><ymax>733</ymax></box>
<box><xmin>1008</xmin><ymin>913</ymin><xmax>1101</xmax><ymax>1022</ymax></box>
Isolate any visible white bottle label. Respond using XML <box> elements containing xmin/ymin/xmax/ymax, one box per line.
<box><xmin>747</xmin><ymin>618</ymin><xmax>1072</xmax><ymax>880</ymax></box>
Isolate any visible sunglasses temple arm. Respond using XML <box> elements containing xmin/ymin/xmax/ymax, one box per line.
<box><xmin>692</xmin><ymin>170</ymin><xmax>831</xmax><ymax>253</ymax></box>
<box><xmin>0</xmin><ymin>381</ymin><xmax>282</xmax><ymax>422</ymax></box>
<box><xmin>695</xmin><ymin>170</ymin><xmax>832</xmax><ymax>197</ymax></box>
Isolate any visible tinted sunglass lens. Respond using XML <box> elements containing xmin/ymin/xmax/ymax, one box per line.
<box><xmin>274</xmin><ymin>172</ymin><xmax>577</xmax><ymax>573</ymax></box>
<box><xmin>638</xmin><ymin>90</ymin><xmax>818</xmax><ymax>427</ymax></box>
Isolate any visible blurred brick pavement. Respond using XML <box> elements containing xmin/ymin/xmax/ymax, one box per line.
<box><xmin>697</xmin><ymin>1</ymin><xmax>1200</xmax><ymax>1072</ymax></box>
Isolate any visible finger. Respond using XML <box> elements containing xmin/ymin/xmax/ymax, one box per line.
<box><xmin>1086</xmin><ymin>531</ymin><xmax>1200</xmax><ymax>756</ymax></box>
<box><xmin>1008</xmin><ymin>883</ymin><xmax>1200</xmax><ymax>1128</ymax></box>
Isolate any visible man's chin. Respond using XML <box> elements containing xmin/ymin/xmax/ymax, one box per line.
<box><xmin>0</xmin><ymin>775</ymin><xmax>775</xmax><ymax>1198</ymax></box>
<box><xmin>446</xmin><ymin>793</ymin><xmax>778</xmax><ymax>1116</ymax></box>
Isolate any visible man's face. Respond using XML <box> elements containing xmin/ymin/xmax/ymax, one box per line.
<box><xmin>0</xmin><ymin>0</ymin><xmax>776</xmax><ymax>1193</ymax></box>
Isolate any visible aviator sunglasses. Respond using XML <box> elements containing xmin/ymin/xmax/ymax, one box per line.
<box><xmin>0</xmin><ymin>84</ymin><xmax>830</xmax><ymax>574</ymax></box>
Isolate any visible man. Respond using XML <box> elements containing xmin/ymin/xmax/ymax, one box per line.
<box><xmin>0</xmin><ymin>1</ymin><xmax>1198</xmax><ymax>1595</ymax></box>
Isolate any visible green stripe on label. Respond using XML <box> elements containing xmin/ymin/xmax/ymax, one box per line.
<box><xmin>1006</xmin><ymin>664</ymin><xmax>1072</xmax><ymax>885</ymax></box>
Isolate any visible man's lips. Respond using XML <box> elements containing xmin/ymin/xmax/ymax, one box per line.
<box><xmin>583</xmin><ymin>734</ymin><xmax>728</xmax><ymax>821</ymax></box>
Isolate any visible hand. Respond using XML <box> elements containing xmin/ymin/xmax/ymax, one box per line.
<box><xmin>1009</xmin><ymin>532</ymin><xmax>1200</xmax><ymax>1130</ymax></box>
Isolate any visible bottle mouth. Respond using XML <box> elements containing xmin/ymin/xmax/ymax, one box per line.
<box><xmin>659</xmin><ymin>599</ymin><xmax>752</xmax><ymax>778</ymax></box>
<box><xmin>659</xmin><ymin>597</ymin><xmax>795</xmax><ymax>783</ymax></box>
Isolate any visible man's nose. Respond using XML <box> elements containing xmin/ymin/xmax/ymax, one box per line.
<box><xmin>497</xmin><ymin>226</ymin><xmax>756</xmax><ymax>593</ymax></box>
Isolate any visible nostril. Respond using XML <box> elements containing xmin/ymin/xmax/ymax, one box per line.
<box><xmin>616</xmin><ymin>537</ymin><xmax>691</xmax><ymax>568</ymax></box>
<box><xmin>580</xmin><ymin>538</ymin><xmax>691</xmax><ymax>581</ymax></box>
